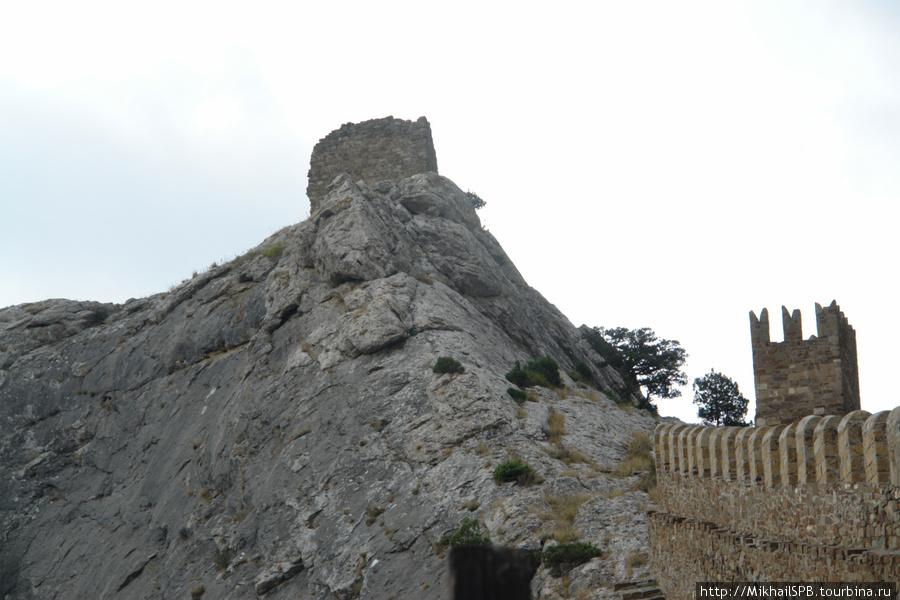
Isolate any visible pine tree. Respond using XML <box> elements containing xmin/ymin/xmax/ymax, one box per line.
<box><xmin>692</xmin><ymin>369</ymin><xmax>749</xmax><ymax>426</ymax></box>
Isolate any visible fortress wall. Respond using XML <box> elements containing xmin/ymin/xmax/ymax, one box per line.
<box><xmin>651</xmin><ymin>410</ymin><xmax>900</xmax><ymax>599</ymax></box>
<box><xmin>648</xmin><ymin>514</ymin><xmax>900</xmax><ymax>600</ymax></box>
<box><xmin>654</xmin><ymin>472</ymin><xmax>893</xmax><ymax>550</ymax></box>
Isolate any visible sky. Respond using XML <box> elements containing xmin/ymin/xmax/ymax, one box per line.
<box><xmin>2</xmin><ymin>1</ymin><xmax>899</xmax><ymax>424</ymax></box>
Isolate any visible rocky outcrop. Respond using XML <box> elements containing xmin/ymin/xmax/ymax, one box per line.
<box><xmin>0</xmin><ymin>170</ymin><xmax>655</xmax><ymax>599</ymax></box>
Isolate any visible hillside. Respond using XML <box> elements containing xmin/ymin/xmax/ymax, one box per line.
<box><xmin>0</xmin><ymin>166</ymin><xmax>657</xmax><ymax>598</ymax></box>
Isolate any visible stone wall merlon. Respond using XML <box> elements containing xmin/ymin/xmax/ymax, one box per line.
<box><xmin>782</xmin><ymin>306</ymin><xmax>802</xmax><ymax>342</ymax></box>
<box><xmin>864</xmin><ymin>411</ymin><xmax>890</xmax><ymax>484</ymax></box>
<box><xmin>795</xmin><ymin>415</ymin><xmax>821</xmax><ymax>484</ymax></box>
<box><xmin>653</xmin><ymin>408</ymin><xmax>894</xmax><ymax>488</ymax></box>
<box><xmin>838</xmin><ymin>410</ymin><xmax>871</xmax><ymax>483</ymax></box>
<box><xmin>886</xmin><ymin>407</ymin><xmax>900</xmax><ymax>486</ymax></box>
<box><xmin>776</xmin><ymin>425</ymin><xmax>797</xmax><ymax>486</ymax></box>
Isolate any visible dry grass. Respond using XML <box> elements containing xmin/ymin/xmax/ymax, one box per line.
<box><xmin>547</xmin><ymin>446</ymin><xmax>590</xmax><ymax>465</ymax></box>
<box><xmin>613</xmin><ymin>432</ymin><xmax>654</xmax><ymax>477</ymax></box>
<box><xmin>614</xmin><ymin>455</ymin><xmax>652</xmax><ymax>476</ymax></box>
<box><xmin>626</xmin><ymin>550</ymin><xmax>647</xmax><ymax>568</ymax></box>
<box><xmin>625</xmin><ymin>550</ymin><xmax>648</xmax><ymax>579</ymax></box>
<box><xmin>629</xmin><ymin>431</ymin><xmax>653</xmax><ymax>456</ymax></box>
<box><xmin>544</xmin><ymin>410</ymin><xmax>566</xmax><ymax>445</ymax></box>
<box><xmin>366</xmin><ymin>506</ymin><xmax>386</xmax><ymax>526</ymax></box>
<box><xmin>300</xmin><ymin>342</ymin><xmax>318</xmax><ymax>361</ymax></box>
<box><xmin>574</xmin><ymin>389</ymin><xmax>603</xmax><ymax>403</ymax></box>
<box><xmin>538</xmin><ymin>493</ymin><xmax>594</xmax><ymax>543</ymax></box>
<box><xmin>543</xmin><ymin>409</ymin><xmax>593</xmax><ymax>465</ymax></box>
<box><xmin>606</xmin><ymin>431</ymin><xmax>658</xmax><ymax>497</ymax></box>
<box><xmin>367</xmin><ymin>419</ymin><xmax>388</xmax><ymax>432</ymax></box>
<box><xmin>475</xmin><ymin>442</ymin><xmax>489</xmax><ymax>455</ymax></box>
<box><xmin>288</xmin><ymin>425</ymin><xmax>312</xmax><ymax>442</ymax></box>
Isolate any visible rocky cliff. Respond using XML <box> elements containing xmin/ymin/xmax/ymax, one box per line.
<box><xmin>0</xmin><ymin>168</ymin><xmax>656</xmax><ymax>598</ymax></box>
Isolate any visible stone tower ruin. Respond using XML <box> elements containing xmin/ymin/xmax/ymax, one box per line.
<box><xmin>306</xmin><ymin>116</ymin><xmax>438</xmax><ymax>213</ymax></box>
<box><xmin>749</xmin><ymin>300</ymin><xmax>860</xmax><ymax>426</ymax></box>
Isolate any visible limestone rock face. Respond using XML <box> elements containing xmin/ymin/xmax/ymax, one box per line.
<box><xmin>0</xmin><ymin>173</ymin><xmax>654</xmax><ymax>599</ymax></box>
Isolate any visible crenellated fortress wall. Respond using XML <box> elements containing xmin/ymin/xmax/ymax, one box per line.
<box><xmin>648</xmin><ymin>412</ymin><xmax>900</xmax><ymax>599</ymax></box>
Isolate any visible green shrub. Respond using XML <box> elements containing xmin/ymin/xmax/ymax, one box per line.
<box><xmin>88</xmin><ymin>308</ymin><xmax>111</xmax><ymax>326</ymax></box>
<box><xmin>505</xmin><ymin>356</ymin><xmax>561</xmax><ymax>389</ymax></box>
<box><xmin>542</xmin><ymin>541</ymin><xmax>604</xmax><ymax>576</ymax></box>
<box><xmin>262</xmin><ymin>242</ymin><xmax>286</xmax><ymax>262</ymax></box>
<box><xmin>433</xmin><ymin>357</ymin><xmax>464</xmax><ymax>375</ymax></box>
<box><xmin>213</xmin><ymin>549</ymin><xmax>232</xmax><ymax>573</ymax></box>
<box><xmin>507</xmin><ymin>387</ymin><xmax>527</xmax><ymax>404</ymax></box>
<box><xmin>465</xmin><ymin>191</ymin><xmax>486</xmax><ymax>210</ymax></box>
<box><xmin>366</xmin><ymin>506</ymin><xmax>386</xmax><ymax>526</ymax></box>
<box><xmin>438</xmin><ymin>517</ymin><xmax>491</xmax><ymax>549</ymax></box>
<box><xmin>493</xmin><ymin>459</ymin><xmax>535</xmax><ymax>485</ymax></box>
<box><xmin>607</xmin><ymin>392</ymin><xmax>633</xmax><ymax>408</ymax></box>
<box><xmin>567</xmin><ymin>361</ymin><xmax>592</xmax><ymax>383</ymax></box>
<box><xmin>505</xmin><ymin>361</ymin><xmax>537</xmax><ymax>387</ymax></box>
<box><xmin>526</xmin><ymin>356</ymin><xmax>561</xmax><ymax>387</ymax></box>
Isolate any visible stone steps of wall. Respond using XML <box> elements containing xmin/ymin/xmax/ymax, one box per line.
<box><xmin>614</xmin><ymin>578</ymin><xmax>665</xmax><ymax>600</ymax></box>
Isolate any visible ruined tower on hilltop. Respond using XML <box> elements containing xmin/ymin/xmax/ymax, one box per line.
<box><xmin>749</xmin><ymin>300</ymin><xmax>860</xmax><ymax>426</ymax></box>
<box><xmin>306</xmin><ymin>116</ymin><xmax>438</xmax><ymax>213</ymax></box>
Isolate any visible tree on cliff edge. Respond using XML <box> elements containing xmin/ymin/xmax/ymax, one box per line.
<box><xmin>582</xmin><ymin>326</ymin><xmax>687</xmax><ymax>410</ymax></box>
<box><xmin>692</xmin><ymin>369</ymin><xmax>749</xmax><ymax>426</ymax></box>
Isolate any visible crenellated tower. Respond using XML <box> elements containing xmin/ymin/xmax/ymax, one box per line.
<box><xmin>749</xmin><ymin>300</ymin><xmax>860</xmax><ymax>426</ymax></box>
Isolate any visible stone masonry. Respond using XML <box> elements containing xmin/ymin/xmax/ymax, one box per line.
<box><xmin>649</xmin><ymin>414</ymin><xmax>900</xmax><ymax>599</ymax></box>
<box><xmin>306</xmin><ymin>116</ymin><xmax>438</xmax><ymax>212</ymax></box>
<box><xmin>750</xmin><ymin>300</ymin><xmax>860</xmax><ymax>426</ymax></box>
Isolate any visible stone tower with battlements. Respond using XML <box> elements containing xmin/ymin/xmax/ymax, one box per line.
<box><xmin>750</xmin><ymin>300</ymin><xmax>860</xmax><ymax>426</ymax></box>
<box><xmin>306</xmin><ymin>116</ymin><xmax>438</xmax><ymax>213</ymax></box>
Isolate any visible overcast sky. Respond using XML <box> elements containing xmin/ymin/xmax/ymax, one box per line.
<box><xmin>2</xmin><ymin>1</ymin><xmax>898</xmax><ymax>423</ymax></box>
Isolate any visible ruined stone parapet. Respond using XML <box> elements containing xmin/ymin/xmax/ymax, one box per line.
<box><xmin>750</xmin><ymin>300</ymin><xmax>860</xmax><ymax>426</ymax></box>
<box><xmin>306</xmin><ymin>116</ymin><xmax>438</xmax><ymax>213</ymax></box>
